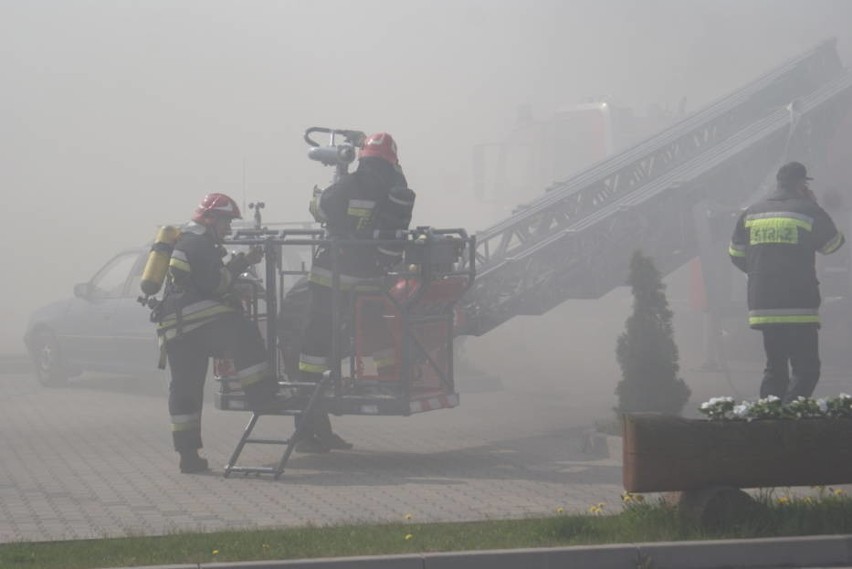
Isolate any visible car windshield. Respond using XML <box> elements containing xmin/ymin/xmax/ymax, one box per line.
<box><xmin>91</xmin><ymin>252</ymin><xmax>140</xmax><ymax>298</ymax></box>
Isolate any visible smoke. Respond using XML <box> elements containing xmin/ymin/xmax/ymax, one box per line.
<box><xmin>3</xmin><ymin>0</ymin><xmax>851</xmax><ymax>382</ymax></box>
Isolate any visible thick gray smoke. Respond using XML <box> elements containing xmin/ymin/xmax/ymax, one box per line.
<box><xmin>3</xmin><ymin>0</ymin><xmax>851</xmax><ymax>402</ymax></box>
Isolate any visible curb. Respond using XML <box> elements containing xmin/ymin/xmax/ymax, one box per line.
<box><xmin>116</xmin><ymin>534</ymin><xmax>852</xmax><ymax>569</ymax></box>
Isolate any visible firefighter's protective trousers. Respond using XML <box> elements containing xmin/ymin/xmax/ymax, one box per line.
<box><xmin>166</xmin><ymin>311</ymin><xmax>273</xmax><ymax>452</ymax></box>
<box><xmin>760</xmin><ymin>324</ymin><xmax>820</xmax><ymax>403</ymax></box>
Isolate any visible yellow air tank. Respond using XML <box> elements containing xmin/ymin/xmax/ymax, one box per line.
<box><xmin>140</xmin><ymin>225</ymin><xmax>181</xmax><ymax>296</ymax></box>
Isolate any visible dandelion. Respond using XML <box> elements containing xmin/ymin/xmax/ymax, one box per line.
<box><xmin>405</xmin><ymin>533</ymin><xmax>413</xmax><ymax>540</ymax></box>
<box><xmin>212</xmin><ymin>550</ymin><xmax>219</xmax><ymax>556</ymax></box>
<box><xmin>556</xmin><ymin>507</ymin><xmax>564</xmax><ymax>514</ymax></box>
<box><xmin>588</xmin><ymin>502</ymin><xmax>605</xmax><ymax>515</ymax></box>
<box><xmin>833</xmin><ymin>488</ymin><xmax>847</xmax><ymax>496</ymax></box>
<box><xmin>777</xmin><ymin>496</ymin><xmax>790</xmax><ymax>504</ymax></box>
<box><xmin>621</xmin><ymin>492</ymin><xmax>644</xmax><ymax>503</ymax></box>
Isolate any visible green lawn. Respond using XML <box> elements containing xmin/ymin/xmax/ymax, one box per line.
<box><xmin>1</xmin><ymin>489</ymin><xmax>849</xmax><ymax>569</ymax></box>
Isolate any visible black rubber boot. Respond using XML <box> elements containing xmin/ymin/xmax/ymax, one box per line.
<box><xmin>314</xmin><ymin>413</ymin><xmax>353</xmax><ymax>450</ymax></box>
<box><xmin>179</xmin><ymin>450</ymin><xmax>210</xmax><ymax>474</ymax></box>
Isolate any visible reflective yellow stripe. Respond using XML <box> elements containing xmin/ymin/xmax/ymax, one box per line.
<box><xmin>749</xmin><ymin>315</ymin><xmax>820</xmax><ymax>325</ymax></box>
<box><xmin>298</xmin><ymin>362</ymin><xmax>327</xmax><ymax>374</ymax></box>
<box><xmin>389</xmin><ymin>194</ymin><xmax>414</xmax><ymax>206</ymax></box>
<box><xmin>820</xmin><ymin>231</ymin><xmax>845</xmax><ymax>254</ymax></box>
<box><xmin>299</xmin><ymin>354</ymin><xmax>328</xmax><ymax>374</ymax></box>
<box><xmin>728</xmin><ymin>243</ymin><xmax>745</xmax><ymax>257</ymax></box>
<box><xmin>157</xmin><ymin>302</ymin><xmax>234</xmax><ymax>331</ymax></box>
<box><xmin>347</xmin><ymin>207</ymin><xmax>373</xmax><ymax>217</ymax></box>
<box><xmin>235</xmin><ymin>361</ymin><xmax>268</xmax><ymax>388</ymax></box>
<box><xmin>159</xmin><ymin>320</ymin><xmax>209</xmax><ymax>341</ymax></box>
<box><xmin>171</xmin><ymin>413</ymin><xmax>201</xmax><ymax>432</ymax></box>
<box><xmin>170</xmin><ymin>257</ymin><xmax>190</xmax><ymax>272</ymax></box>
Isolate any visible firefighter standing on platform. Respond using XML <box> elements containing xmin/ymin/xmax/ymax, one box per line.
<box><xmin>153</xmin><ymin>193</ymin><xmax>280</xmax><ymax>473</ymax></box>
<box><xmin>729</xmin><ymin>162</ymin><xmax>845</xmax><ymax>403</ymax></box>
<box><xmin>298</xmin><ymin>132</ymin><xmax>416</xmax><ymax>453</ymax></box>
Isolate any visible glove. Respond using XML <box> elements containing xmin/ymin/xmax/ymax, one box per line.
<box><xmin>227</xmin><ymin>246</ymin><xmax>263</xmax><ymax>275</ymax></box>
<box><xmin>245</xmin><ymin>245</ymin><xmax>264</xmax><ymax>265</ymax></box>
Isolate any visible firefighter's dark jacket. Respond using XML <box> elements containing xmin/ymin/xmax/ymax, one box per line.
<box><xmin>728</xmin><ymin>186</ymin><xmax>846</xmax><ymax>328</ymax></box>
<box><xmin>310</xmin><ymin>156</ymin><xmax>415</xmax><ymax>287</ymax></box>
<box><xmin>155</xmin><ymin>222</ymin><xmax>240</xmax><ymax>341</ymax></box>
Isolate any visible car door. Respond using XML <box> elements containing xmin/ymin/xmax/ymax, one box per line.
<box><xmin>110</xmin><ymin>250</ymin><xmax>162</xmax><ymax>376</ymax></box>
<box><xmin>60</xmin><ymin>251</ymin><xmax>141</xmax><ymax>371</ymax></box>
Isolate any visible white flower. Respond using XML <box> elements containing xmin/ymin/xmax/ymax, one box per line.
<box><xmin>733</xmin><ymin>403</ymin><xmax>752</xmax><ymax>418</ymax></box>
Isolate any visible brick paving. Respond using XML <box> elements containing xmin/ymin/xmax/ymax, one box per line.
<box><xmin>1</xmin><ymin>358</ymin><xmax>850</xmax><ymax>545</ymax></box>
<box><xmin>0</xmin><ymin>367</ymin><xmax>622</xmax><ymax>543</ymax></box>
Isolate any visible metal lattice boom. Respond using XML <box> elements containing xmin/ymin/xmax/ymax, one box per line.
<box><xmin>460</xmin><ymin>39</ymin><xmax>852</xmax><ymax>336</ymax></box>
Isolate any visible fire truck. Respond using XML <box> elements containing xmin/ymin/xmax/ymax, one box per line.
<box><xmin>209</xmin><ymin>38</ymin><xmax>852</xmax><ymax>478</ymax></box>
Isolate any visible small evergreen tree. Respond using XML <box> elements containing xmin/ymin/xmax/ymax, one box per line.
<box><xmin>615</xmin><ymin>250</ymin><xmax>691</xmax><ymax>415</ymax></box>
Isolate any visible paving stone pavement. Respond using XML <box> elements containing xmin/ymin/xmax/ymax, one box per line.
<box><xmin>2</xmin><ymin>356</ymin><xmax>850</xmax><ymax>547</ymax></box>
<box><xmin>0</xmin><ymin>367</ymin><xmax>624</xmax><ymax>544</ymax></box>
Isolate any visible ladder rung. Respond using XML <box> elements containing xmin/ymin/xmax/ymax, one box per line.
<box><xmin>245</xmin><ymin>438</ymin><xmax>291</xmax><ymax>445</ymax></box>
<box><xmin>226</xmin><ymin>466</ymin><xmax>279</xmax><ymax>475</ymax></box>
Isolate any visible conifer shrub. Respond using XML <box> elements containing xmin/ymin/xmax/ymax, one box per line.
<box><xmin>615</xmin><ymin>250</ymin><xmax>691</xmax><ymax>415</ymax></box>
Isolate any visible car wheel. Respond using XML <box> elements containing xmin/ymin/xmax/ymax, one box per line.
<box><xmin>31</xmin><ymin>329</ymin><xmax>68</xmax><ymax>387</ymax></box>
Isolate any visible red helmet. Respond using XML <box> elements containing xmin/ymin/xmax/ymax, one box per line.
<box><xmin>359</xmin><ymin>132</ymin><xmax>398</xmax><ymax>165</ymax></box>
<box><xmin>192</xmin><ymin>193</ymin><xmax>242</xmax><ymax>224</ymax></box>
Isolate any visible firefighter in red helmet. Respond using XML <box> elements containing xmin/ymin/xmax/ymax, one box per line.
<box><xmin>153</xmin><ymin>193</ymin><xmax>280</xmax><ymax>473</ymax></box>
<box><xmin>298</xmin><ymin>132</ymin><xmax>416</xmax><ymax>453</ymax></box>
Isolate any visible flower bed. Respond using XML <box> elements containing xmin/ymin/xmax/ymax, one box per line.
<box><xmin>699</xmin><ymin>394</ymin><xmax>852</xmax><ymax>421</ymax></box>
<box><xmin>622</xmin><ymin>396</ymin><xmax>852</xmax><ymax>493</ymax></box>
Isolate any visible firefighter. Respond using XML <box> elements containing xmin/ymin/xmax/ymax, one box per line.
<box><xmin>298</xmin><ymin>132</ymin><xmax>416</xmax><ymax>453</ymax></box>
<box><xmin>154</xmin><ymin>193</ymin><xmax>281</xmax><ymax>473</ymax></box>
<box><xmin>728</xmin><ymin>162</ymin><xmax>845</xmax><ymax>403</ymax></box>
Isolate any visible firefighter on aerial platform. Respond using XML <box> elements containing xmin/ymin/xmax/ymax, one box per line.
<box><xmin>298</xmin><ymin>132</ymin><xmax>416</xmax><ymax>453</ymax></box>
<box><xmin>728</xmin><ymin>162</ymin><xmax>845</xmax><ymax>403</ymax></box>
<box><xmin>153</xmin><ymin>193</ymin><xmax>281</xmax><ymax>473</ymax></box>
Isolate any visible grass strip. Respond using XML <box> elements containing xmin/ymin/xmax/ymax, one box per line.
<box><xmin>0</xmin><ymin>491</ymin><xmax>849</xmax><ymax>569</ymax></box>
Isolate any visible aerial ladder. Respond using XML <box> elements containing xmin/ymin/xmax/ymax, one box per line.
<box><xmin>458</xmin><ymin>38</ymin><xmax>852</xmax><ymax>340</ymax></box>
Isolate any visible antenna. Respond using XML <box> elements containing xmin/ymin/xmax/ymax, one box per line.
<box><xmin>241</xmin><ymin>157</ymin><xmax>247</xmax><ymax>213</ymax></box>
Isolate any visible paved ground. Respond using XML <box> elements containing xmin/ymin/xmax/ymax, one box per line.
<box><xmin>0</xmin><ymin>363</ymin><xmax>624</xmax><ymax>543</ymax></box>
<box><xmin>1</xmin><ymin>348</ymin><xmax>850</xmax><ymax>546</ymax></box>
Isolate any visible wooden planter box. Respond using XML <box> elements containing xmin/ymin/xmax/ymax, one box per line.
<box><xmin>623</xmin><ymin>413</ymin><xmax>852</xmax><ymax>493</ymax></box>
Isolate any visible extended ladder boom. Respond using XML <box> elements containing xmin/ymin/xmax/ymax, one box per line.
<box><xmin>459</xmin><ymin>39</ymin><xmax>852</xmax><ymax>337</ymax></box>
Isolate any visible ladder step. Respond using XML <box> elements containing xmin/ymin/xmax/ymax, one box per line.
<box><xmin>225</xmin><ymin>466</ymin><xmax>280</xmax><ymax>475</ymax></box>
<box><xmin>245</xmin><ymin>437</ymin><xmax>292</xmax><ymax>445</ymax></box>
